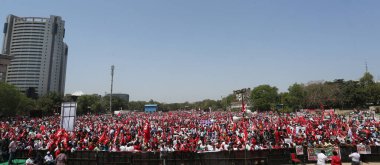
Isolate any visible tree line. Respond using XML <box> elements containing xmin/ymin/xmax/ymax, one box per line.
<box><xmin>251</xmin><ymin>72</ymin><xmax>380</xmax><ymax>111</ymax></box>
<box><xmin>0</xmin><ymin>72</ymin><xmax>379</xmax><ymax>116</ymax></box>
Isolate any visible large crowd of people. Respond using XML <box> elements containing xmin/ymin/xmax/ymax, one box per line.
<box><xmin>0</xmin><ymin>109</ymin><xmax>379</xmax><ymax>158</ymax></box>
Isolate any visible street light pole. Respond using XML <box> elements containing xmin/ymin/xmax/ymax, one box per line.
<box><xmin>233</xmin><ymin>88</ymin><xmax>250</xmax><ymax>165</ymax></box>
<box><xmin>110</xmin><ymin>65</ymin><xmax>114</xmax><ymax>113</ymax></box>
<box><xmin>233</xmin><ymin>88</ymin><xmax>249</xmax><ymax>112</ymax></box>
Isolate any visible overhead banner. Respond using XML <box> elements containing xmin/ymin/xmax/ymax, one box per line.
<box><xmin>60</xmin><ymin>102</ymin><xmax>77</xmax><ymax>131</ymax></box>
<box><xmin>357</xmin><ymin>145</ymin><xmax>371</xmax><ymax>154</ymax></box>
<box><xmin>307</xmin><ymin>147</ymin><xmax>340</xmax><ymax>161</ymax></box>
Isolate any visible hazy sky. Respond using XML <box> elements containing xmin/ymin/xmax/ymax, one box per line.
<box><xmin>1</xmin><ymin>0</ymin><xmax>379</xmax><ymax>103</ymax></box>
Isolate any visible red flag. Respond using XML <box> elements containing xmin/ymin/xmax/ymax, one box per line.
<box><xmin>243</xmin><ymin>121</ymin><xmax>248</xmax><ymax>143</ymax></box>
<box><xmin>143</xmin><ymin>121</ymin><xmax>151</xmax><ymax>143</ymax></box>
<box><xmin>99</xmin><ymin>131</ymin><xmax>106</xmax><ymax>143</ymax></box>
<box><xmin>242</xmin><ymin>101</ymin><xmax>246</xmax><ymax>112</ymax></box>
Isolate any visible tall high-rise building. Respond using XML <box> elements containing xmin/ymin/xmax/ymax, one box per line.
<box><xmin>1</xmin><ymin>15</ymin><xmax>68</xmax><ymax>96</ymax></box>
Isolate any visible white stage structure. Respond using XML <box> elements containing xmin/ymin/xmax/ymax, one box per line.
<box><xmin>60</xmin><ymin>102</ymin><xmax>77</xmax><ymax>131</ymax></box>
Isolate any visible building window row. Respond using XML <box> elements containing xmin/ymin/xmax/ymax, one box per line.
<box><xmin>12</xmin><ymin>57</ymin><xmax>42</xmax><ymax>60</ymax></box>
<box><xmin>8</xmin><ymin>65</ymin><xmax>41</xmax><ymax>68</ymax></box>
<box><xmin>11</xmin><ymin>51</ymin><xmax>42</xmax><ymax>54</ymax></box>
<box><xmin>13</xmin><ymin>31</ymin><xmax>45</xmax><ymax>34</ymax></box>
<box><xmin>12</xmin><ymin>52</ymin><xmax>42</xmax><ymax>55</ymax></box>
<box><xmin>8</xmin><ymin>62</ymin><xmax>41</xmax><ymax>66</ymax></box>
<box><xmin>12</xmin><ymin>44</ymin><xmax>44</xmax><ymax>47</ymax></box>
<box><xmin>14</xmin><ymin>21</ymin><xmax>47</xmax><ymax>24</ymax></box>
<box><xmin>13</xmin><ymin>29</ymin><xmax>45</xmax><ymax>33</ymax></box>
<box><xmin>12</xmin><ymin>35</ymin><xmax>45</xmax><ymax>38</ymax></box>
<box><xmin>12</xmin><ymin>37</ymin><xmax>45</xmax><ymax>43</ymax></box>
<box><xmin>12</xmin><ymin>37</ymin><xmax>44</xmax><ymax>41</ymax></box>
<box><xmin>7</xmin><ymin>76</ymin><xmax>39</xmax><ymax>80</ymax></box>
<box><xmin>7</xmin><ymin>76</ymin><xmax>40</xmax><ymax>79</ymax></box>
<box><xmin>7</xmin><ymin>75</ymin><xmax>40</xmax><ymax>78</ymax></box>
<box><xmin>12</xmin><ymin>51</ymin><xmax>43</xmax><ymax>54</ymax></box>
<box><xmin>11</xmin><ymin>52</ymin><xmax>43</xmax><ymax>55</ymax></box>
<box><xmin>12</xmin><ymin>40</ymin><xmax>44</xmax><ymax>44</ymax></box>
<box><xmin>12</xmin><ymin>34</ymin><xmax>45</xmax><ymax>38</ymax></box>
<box><xmin>11</xmin><ymin>44</ymin><xmax>43</xmax><ymax>47</ymax></box>
<box><xmin>11</xmin><ymin>47</ymin><xmax>43</xmax><ymax>50</ymax></box>
<box><xmin>10</xmin><ymin>58</ymin><xmax>41</xmax><ymax>62</ymax></box>
<box><xmin>8</xmin><ymin>70</ymin><xmax>41</xmax><ymax>73</ymax></box>
<box><xmin>13</xmin><ymin>27</ymin><xmax>45</xmax><ymax>31</ymax></box>
<box><xmin>8</xmin><ymin>70</ymin><xmax>40</xmax><ymax>73</ymax></box>
<box><xmin>13</xmin><ymin>23</ymin><xmax>46</xmax><ymax>27</ymax></box>
<box><xmin>7</xmin><ymin>69</ymin><xmax>40</xmax><ymax>72</ymax></box>
<box><xmin>7</xmin><ymin>80</ymin><xmax>40</xmax><ymax>83</ymax></box>
<box><xmin>9</xmin><ymin>65</ymin><xmax>41</xmax><ymax>68</ymax></box>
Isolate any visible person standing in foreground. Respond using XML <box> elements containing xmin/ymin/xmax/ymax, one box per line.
<box><xmin>44</xmin><ymin>151</ymin><xmax>55</xmax><ymax>165</ymax></box>
<box><xmin>330</xmin><ymin>151</ymin><xmax>342</xmax><ymax>165</ymax></box>
<box><xmin>25</xmin><ymin>154</ymin><xmax>35</xmax><ymax>165</ymax></box>
<box><xmin>8</xmin><ymin>138</ymin><xmax>17</xmax><ymax>165</ymax></box>
<box><xmin>349</xmin><ymin>148</ymin><xmax>360</xmax><ymax>165</ymax></box>
<box><xmin>317</xmin><ymin>150</ymin><xmax>328</xmax><ymax>165</ymax></box>
<box><xmin>55</xmin><ymin>149</ymin><xmax>68</xmax><ymax>165</ymax></box>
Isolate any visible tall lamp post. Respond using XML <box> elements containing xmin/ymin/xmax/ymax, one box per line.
<box><xmin>233</xmin><ymin>88</ymin><xmax>250</xmax><ymax>112</ymax></box>
<box><xmin>110</xmin><ymin>65</ymin><xmax>114</xmax><ymax>112</ymax></box>
<box><xmin>233</xmin><ymin>88</ymin><xmax>250</xmax><ymax>165</ymax></box>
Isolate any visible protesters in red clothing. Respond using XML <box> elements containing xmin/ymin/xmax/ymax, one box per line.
<box><xmin>0</xmin><ymin>110</ymin><xmax>379</xmax><ymax>153</ymax></box>
<box><xmin>330</xmin><ymin>151</ymin><xmax>342</xmax><ymax>165</ymax></box>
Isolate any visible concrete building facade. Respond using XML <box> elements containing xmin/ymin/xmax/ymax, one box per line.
<box><xmin>0</xmin><ymin>53</ymin><xmax>12</xmax><ymax>82</ymax></box>
<box><xmin>1</xmin><ymin>15</ymin><xmax>68</xmax><ymax>96</ymax></box>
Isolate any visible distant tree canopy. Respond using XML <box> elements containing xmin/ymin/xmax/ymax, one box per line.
<box><xmin>250</xmin><ymin>85</ymin><xmax>278</xmax><ymax>111</ymax></box>
<box><xmin>0</xmin><ymin>72</ymin><xmax>379</xmax><ymax>116</ymax></box>
<box><xmin>277</xmin><ymin>72</ymin><xmax>380</xmax><ymax>111</ymax></box>
<box><xmin>0</xmin><ymin>82</ymin><xmax>34</xmax><ymax>117</ymax></box>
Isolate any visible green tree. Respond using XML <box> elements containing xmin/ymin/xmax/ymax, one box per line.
<box><xmin>360</xmin><ymin>72</ymin><xmax>375</xmax><ymax>86</ymax></box>
<box><xmin>366</xmin><ymin>84</ymin><xmax>380</xmax><ymax>105</ymax></box>
<box><xmin>127</xmin><ymin>101</ymin><xmax>147</xmax><ymax>111</ymax></box>
<box><xmin>221</xmin><ymin>94</ymin><xmax>234</xmax><ymax>110</ymax></box>
<box><xmin>0</xmin><ymin>82</ymin><xmax>34</xmax><ymax>116</ymax></box>
<box><xmin>36</xmin><ymin>92</ymin><xmax>63</xmax><ymax>114</ymax></box>
<box><xmin>250</xmin><ymin>85</ymin><xmax>278</xmax><ymax>111</ymax></box>
<box><xmin>339</xmin><ymin>80</ymin><xmax>363</xmax><ymax>108</ymax></box>
<box><xmin>77</xmin><ymin>95</ymin><xmax>103</xmax><ymax>114</ymax></box>
<box><xmin>303</xmin><ymin>82</ymin><xmax>340</xmax><ymax>109</ymax></box>
<box><xmin>285</xmin><ymin>83</ymin><xmax>306</xmax><ymax>110</ymax></box>
<box><xmin>102</xmin><ymin>95</ymin><xmax>127</xmax><ymax>112</ymax></box>
<box><xmin>358</xmin><ymin>72</ymin><xmax>379</xmax><ymax>105</ymax></box>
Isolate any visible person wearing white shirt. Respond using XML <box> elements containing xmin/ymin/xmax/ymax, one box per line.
<box><xmin>8</xmin><ymin>138</ymin><xmax>17</xmax><ymax>165</ymax></box>
<box><xmin>167</xmin><ymin>145</ymin><xmax>175</xmax><ymax>152</ymax></box>
<box><xmin>44</xmin><ymin>151</ymin><xmax>54</xmax><ymax>165</ymax></box>
<box><xmin>206</xmin><ymin>144</ymin><xmax>213</xmax><ymax>151</ymax></box>
<box><xmin>26</xmin><ymin>155</ymin><xmax>35</xmax><ymax>165</ymax></box>
<box><xmin>317</xmin><ymin>150</ymin><xmax>328</xmax><ymax>165</ymax></box>
<box><xmin>375</xmin><ymin>139</ymin><xmax>380</xmax><ymax>146</ymax></box>
<box><xmin>349</xmin><ymin>149</ymin><xmax>360</xmax><ymax>165</ymax></box>
<box><xmin>160</xmin><ymin>144</ymin><xmax>169</xmax><ymax>165</ymax></box>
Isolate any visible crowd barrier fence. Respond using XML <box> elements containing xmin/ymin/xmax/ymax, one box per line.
<box><xmin>6</xmin><ymin>145</ymin><xmax>380</xmax><ymax>165</ymax></box>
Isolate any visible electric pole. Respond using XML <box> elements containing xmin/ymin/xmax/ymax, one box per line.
<box><xmin>110</xmin><ymin>65</ymin><xmax>114</xmax><ymax>112</ymax></box>
<box><xmin>233</xmin><ymin>88</ymin><xmax>250</xmax><ymax>165</ymax></box>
